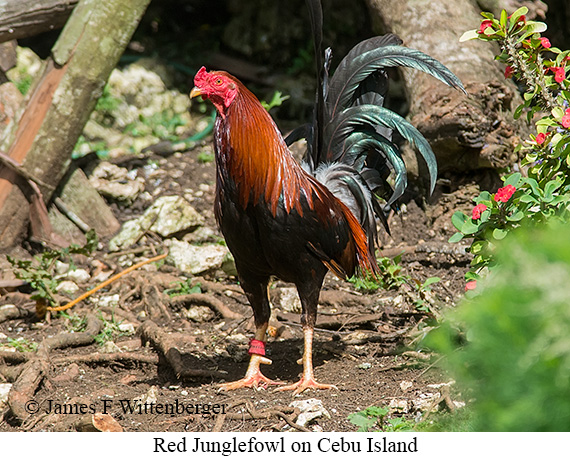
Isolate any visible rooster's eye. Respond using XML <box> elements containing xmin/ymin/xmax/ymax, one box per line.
<box><xmin>214</xmin><ymin>78</ymin><xmax>223</xmax><ymax>85</ymax></box>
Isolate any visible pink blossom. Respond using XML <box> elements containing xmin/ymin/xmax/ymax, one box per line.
<box><xmin>562</xmin><ymin>108</ymin><xmax>570</xmax><ymax>129</ymax></box>
<box><xmin>478</xmin><ymin>20</ymin><xmax>493</xmax><ymax>34</ymax></box>
<box><xmin>535</xmin><ymin>133</ymin><xmax>547</xmax><ymax>145</ymax></box>
<box><xmin>472</xmin><ymin>203</ymin><xmax>488</xmax><ymax>220</ymax></box>
<box><xmin>540</xmin><ymin>37</ymin><xmax>551</xmax><ymax>48</ymax></box>
<box><xmin>549</xmin><ymin>66</ymin><xmax>566</xmax><ymax>84</ymax></box>
<box><xmin>465</xmin><ymin>281</ymin><xmax>477</xmax><ymax>291</ymax></box>
<box><xmin>494</xmin><ymin>185</ymin><xmax>516</xmax><ymax>203</ymax></box>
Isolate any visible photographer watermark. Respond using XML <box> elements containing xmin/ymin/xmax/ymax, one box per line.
<box><xmin>26</xmin><ymin>399</ymin><xmax>227</xmax><ymax>417</ymax></box>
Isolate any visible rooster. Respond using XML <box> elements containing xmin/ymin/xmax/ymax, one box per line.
<box><xmin>190</xmin><ymin>0</ymin><xmax>464</xmax><ymax>394</ymax></box>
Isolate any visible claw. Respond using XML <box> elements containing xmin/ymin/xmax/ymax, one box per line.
<box><xmin>275</xmin><ymin>376</ymin><xmax>338</xmax><ymax>396</ymax></box>
<box><xmin>218</xmin><ymin>354</ymin><xmax>284</xmax><ymax>391</ymax></box>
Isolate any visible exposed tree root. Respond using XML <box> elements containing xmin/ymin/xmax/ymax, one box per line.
<box><xmin>138</xmin><ymin>319</ymin><xmax>224</xmax><ymax>379</ymax></box>
<box><xmin>7</xmin><ymin>313</ymin><xmax>102</xmax><ymax>424</ymax></box>
<box><xmin>213</xmin><ymin>399</ymin><xmax>308</xmax><ymax>432</ymax></box>
<box><xmin>170</xmin><ymin>293</ymin><xmax>243</xmax><ymax>320</ymax></box>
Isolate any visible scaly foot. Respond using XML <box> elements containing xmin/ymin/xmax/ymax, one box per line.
<box><xmin>275</xmin><ymin>376</ymin><xmax>338</xmax><ymax>396</ymax></box>
<box><xmin>218</xmin><ymin>354</ymin><xmax>285</xmax><ymax>391</ymax></box>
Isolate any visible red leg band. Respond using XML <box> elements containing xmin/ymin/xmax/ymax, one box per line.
<box><xmin>248</xmin><ymin>339</ymin><xmax>266</xmax><ymax>356</ymax></box>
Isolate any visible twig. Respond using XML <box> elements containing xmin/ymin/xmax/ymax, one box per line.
<box><xmin>53</xmin><ymin>197</ymin><xmax>91</xmax><ymax>233</ymax></box>
<box><xmin>46</xmin><ymin>252</ymin><xmax>167</xmax><ymax>313</ymax></box>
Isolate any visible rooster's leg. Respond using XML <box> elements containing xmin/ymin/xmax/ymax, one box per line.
<box><xmin>218</xmin><ymin>275</ymin><xmax>284</xmax><ymax>391</ymax></box>
<box><xmin>276</xmin><ymin>278</ymin><xmax>337</xmax><ymax>395</ymax></box>
<box><xmin>276</xmin><ymin>325</ymin><xmax>337</xmax><ymax>395</ymax></box>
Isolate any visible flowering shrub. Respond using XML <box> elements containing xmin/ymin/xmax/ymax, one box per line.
<box><xmin>452</xmin><ymin>7</ymin><xmax>570</xmax><ymax>281</ymax></box>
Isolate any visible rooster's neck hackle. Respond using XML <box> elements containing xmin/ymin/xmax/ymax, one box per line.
<box><xmin>215</xmin><ymin>81</ymin><xmax>313</xmax><ymax>216</ymax></box>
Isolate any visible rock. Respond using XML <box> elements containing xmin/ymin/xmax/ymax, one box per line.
<box><xmin>290</xmin><ymin>398</ymin><xmax>331</xmax><ymax>427</ymax></box>
<box><xmin>400</xmin><ymin>380</ymin><xmax>414</xmax><ymax>392</ymax></box>
<box><xmin>0</xmin><ymin>383</ymin><xmax>11</xmax><ymax>408</ymax></box>
<box><xmin>134</xmin><ymin>386</ymin><xmax>159</xmax><ymax>406</ymax></box>
<box><xmin>182</xmin><ymin>226</ymin><xmax>218</xmax><ymax>244</ymax></box>
<box><xmin>109</xmin><ymin>196</ymin><xmax>204</xmax><ymax>251</ymax></box>
<box><xmin>273</xmin><ymin>287</ymin><xmax>302</xmax><ymax>313</ymax></box>
<box><xmin>144</xmin><ymin>196</ymin><xmax>204</xmax><ymax>237</ymax></box>
<box><xmin>167</xmin><ymin>240</ymin><xmax>232</xmax><ymax>275</ymax></box>
<box><xmin>66</xmin><ymin>268</ymin><xmax>91</xmax><ymax>284</ymax></box>
<box><xmin>88</xmin><ymin>162</ymin><xmax>145</xmax><ymax>205</ymax></box>
<box><xmin>388</xmin><ymin>398</ymin><xmax>409</xmax><ymax>413</ymax></box>
<box><xmin>56</xmin><ymin>280</ymin><xmax>80</xmax><ymax>294</ymax></box>
<box><xmin>357</xmin><ymin>362</ymin><xmax>372</xmax><ymax>370</ymax></box>
<box><xmin>55</xmin><ymin>261</ymin><xmax>70</xmax><ymax>276</ymax></box>
<box><xmin>183</xmin><ymin>306</ymin><xmax>216</xmax><ymax>322</ymax></box>
<box><xmin>118</xmin><ymin>322</ymin><xmax>136</xmax><ymax>335</ymax></box>
<box><xmin>100</xmin><ymin>341</ymin><xmax>122</xmax><ymax>354</ymax></box>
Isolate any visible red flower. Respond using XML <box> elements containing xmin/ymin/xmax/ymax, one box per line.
<box><xmin>494</xmin><ymin>185</ymin><xmax>516</xmax><ymax>203</ymax></box>
<box><xmin>540</xmin><ymin>37</ymin><xmax>551</xmax><ymax>48</ymax></box>
<box><xmin>504</xmin><ymin>65</ymin><xmax>514</xmax><ymax>79</ymax></box>
<box><xmin>472</xmin><ymin>203</ymin><xmax>488</xmax><ymax>220</ymax></box>
<box><xmin>465</xmin><ymin>281</ymin><xmax>477</xmax><ymax>291</ymax></box>
<box><xmin>535</xmin><ymin>132</ymin><xmax>547</xmax><ymax>145</ymax></box>
<box><xmin>562</xmin><ymin>108</ymin><xmax>570</xmax><ymax>129</ymax></box>
<box><xmin>549</xmin><ymin>66</ymin><xmax>566</xmax><ymax>83</ymax></box>
<box><xmin>478</xmin><ymin>20</ymin><xmax>493</xmax><ymax>34</ymax></box>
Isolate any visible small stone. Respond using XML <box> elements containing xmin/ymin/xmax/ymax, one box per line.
<box><xmin>56</xmin><ymin>280</ymin><xmax>80</xmax><ymax>294</ymax></box>
<box><xmin>99</xmin><ymin>341</ymin><xmax>122</xmax><ymax>354</ymax></box>
<box><xmin>167</xmin><ymin>240</ymin><xmax>232</xmax><ymax>275</ymax></box>
<box><xmin>290</xmin><ymin>398</ymin><xmax>331</xmax><ymax>427</ymax></box>
<box><xmin>55</xmin><ymin>261</ymin><xmax>70</xmax><ymax>275</ymax></box>
<box><xmin>400</xmin><ymin>380</ymin><xmax>414</xmax><ymax>392</ymax></box>
<box><xmin>118</xmin><ymin>322</ymin><xmax>135</xmax><ymax>334</ymax></box>
<box><xmin>66</xmin><ymin>268</ymin><xmax>90</xmax><ymax>284</ymax></box>
<box><xmin>388</xmin><ymin>398</ymin><xmax>409</xmax><ymax>413</ymax></box>
<box><xmin>273</xmin><ymin>287</ymin><xmax>302</xmax><ymax>313</ymax></box>
<box><xmin>0</xmin><ymin>383</ymin><xmax>12</xmax><ymax>408</ymax></box>
<box><xmin>183</xmin><ymin>306</ymin><xmax>216</xmax><ymax>322</ymax></box>
<box><xmin>98</xmin><ymin>294</ymin><xmax>120</xmax><ymax>307</ymax></box>
<box><xmin>357</xmin><ymin>362</ymin><xmax>372</xmax><ymax>370</ymax></box>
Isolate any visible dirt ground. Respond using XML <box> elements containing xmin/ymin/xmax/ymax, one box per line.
<box><xmin>0</xmin><ymin>139</ymin><xmax>473</xmax><ymax>432</ymax></box>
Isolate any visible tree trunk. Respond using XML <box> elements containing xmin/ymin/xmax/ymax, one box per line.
<box><xmin>0</xmin><ymin>0</ymin><xmax>151</xmax><ymax>250</ymax></box>
<box><xmin>365</xmin><ymin>0</ymin><xmax>525</xmax><ymax>177</ymax></box>
<box><xmin>0</xmin><ymin>0</ymin><xmax>79</xmax><ymax>44</ymax></box>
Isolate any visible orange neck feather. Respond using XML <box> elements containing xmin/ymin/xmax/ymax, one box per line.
<box><xmin>217</xmin><ymin>81</ymin><xmax>313</xmax><ymax>215</ymax></box>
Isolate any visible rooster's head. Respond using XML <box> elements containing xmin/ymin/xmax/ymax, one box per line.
<box><xmin>190</xmin><ymin>66</ymin><xmax>238</xmax><ymax>115</ymax></box>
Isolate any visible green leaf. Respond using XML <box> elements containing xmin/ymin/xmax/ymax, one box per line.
<box><xmin>451</xmin><ymin>211</ymin><xmax>468</xmax><ymax>230</ymax></box>
<box><xmin>423</xmin><ymin>277</ymin><xmax>441</xmax><ymax>288</ymax></box>
<box><xmin>509</xmin><ymin>6</ymin><xmax>528</xmax><ymax>27</ymax></box>
<box><xmin>504</xmin><ymin>172</ymin><xmax>521</xmax><ymax>187</ymax></box>
<box><xmin>459</xmin><ymin>29</ymin><xmax>480</xmax><ymax>42</ymax></box>
<box><xmin>507</xmin><ymin>211</ymin><xmax>524</xmax><ymax>222</ymax></box>
<box><xmin>449</xmin><ymin>232</ymin><xmax>464</xmax><ymax>243</ymax></box>
<box><xmin>493</xmin><ymin>228</ymin><xmax>508</xmax><ymax>240</ymax></box>
<box><xmin>463</xmin><ymin>220</ymin><xmax>480</xmax><ymax>235</ymax></box>
<box><xmin>500</xmin><ymin>9</ymin><xmax>508</xmax><ymax>28</ymax></box>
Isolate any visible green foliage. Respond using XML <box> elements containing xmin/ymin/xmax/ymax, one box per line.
<box><xmin>349</xmin><ymin>255</ymin><xmax>408</xmax><ymax>292</ymax></box>
<box><xmin>7</xmin><ymin>230</ymin><xmax>98</xmax><ymax>307</ymax></box>
<box><xmin>1</xmin><ymin>337</ymin><xmax>38</xmax><ymax>353</ymax></box>
<box><xmin>260</xmin><ymin>91</ymin><xmax>290</xmax><ymax>111</ymax></box>
<box><xmin>15</xmin><ymin>74</ymin><xmax>33</xmax><ymax>96</ymax></box>
<box><xmin>453</xmin><ymin>8</ymin><xmax>570</xmax><ymax>281</ymax></box>
<box><xmin>93</xmin><ymin>311</ymin><xmax>130</xmax><ymax>346</ymax></box>
<box><xmin>348</xmin><ymin>406</ymin><xmax>414</xmax><ymax>432</ymax></box>
<box><xmin>197</xmin><ymin>150</ymin><xmax>215</xmax><ymax>164</ymax></box>
<box><xmin>430</xmin><ymin>221</ymin><xmax>570</xmax><ymax>431</ymax></box>
<box><xmin>164</xmin><ymin>279</ymin><xmax>201</xmax><ymax>297</ymax></box>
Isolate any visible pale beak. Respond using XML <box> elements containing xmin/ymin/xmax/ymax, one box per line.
<box><xmin>189</xmin><ymin>87</ymin><xmax>202</xmax><ymax>99</ymax></box>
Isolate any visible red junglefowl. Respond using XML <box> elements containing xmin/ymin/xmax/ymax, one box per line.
<box><xmin>190</xmin><ymin>0</ymin><xmax>464</xmax><ymax>394</ymax></box>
